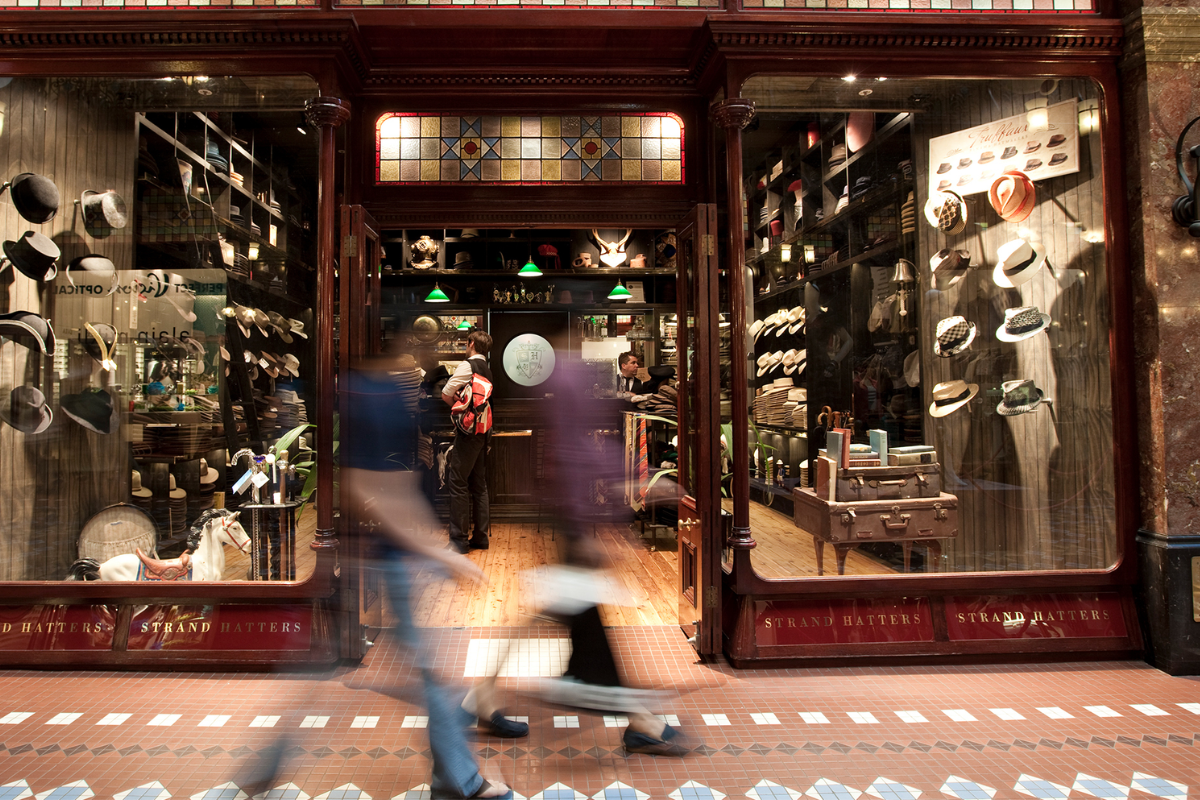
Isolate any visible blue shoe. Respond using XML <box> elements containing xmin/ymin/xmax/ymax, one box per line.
<box><xmin>478</xmin><ymin>711</ymin><xmax>528</xmax><ymax>738</ymax></box>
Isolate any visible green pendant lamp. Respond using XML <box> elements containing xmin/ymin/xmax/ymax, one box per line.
<box><xmin>518</xmin><ymin>258</ymin><xmax>543</xmax><ymax>278</ymax></box>
<box><xmin>607</xmin><ymin>280</ymin><xmax>632</xmax><ymax>301</ymax></box>
<box><xmin>425</xmin><ymin>283</ymin><xmax>450</xmax><ymax>303</ymax></box>
<box><xmin>456</xmin><ymin>318</ymin><xmax>472</xmax><ymax>331</ymax></box>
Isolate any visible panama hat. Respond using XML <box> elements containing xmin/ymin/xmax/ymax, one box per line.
<box><xmin>934</xmin><ymin>315</ymin><xmax>977</xmax><ymax>358</ymax></box>
<box><xmin>3</xmin><ymin>173</ymin><xmax>61</xmax><ymax>223</ymax></box>
<box><xmin>61</xmin><ymin>387</ymin><xmax>117</xmax><ymax>434</ymax></box>
<box><xmin>783</xmin><ymin>349</ymin><xmax>807</xmax><ymax>376</ymax></box>
<box><xmin>928</xmin><ymin>379</ymin><xmax>978</xmax><ymax>417</ymax></box>
<box><xmin>749</xmin><ymin>319</ymin><xmax>766</xmax><ymax>340</ymax></box>
<box><xmin>996</xmin><ymin>306</ymin><xmax>1052</xmax><ymax>342</ymax></box>
<box><xmin>996</xmin><ymin>378</ymin><xmax>1046</xmax><ymax>416</ymax></box>
<box><xmin>0</xmin><ymin>385</ymin><xmax>53</xmax><ymax>434</ymax></box>
<box><xmin>923</xmin><ymin>190</ymin><xmax>968</xmax><ymax>234</ymax></box>
<box><xmin>787</xmin><ymin>305</ymin><xmax>806</xmax><ymax>334</ymax></box>
<box><xmin>772</xmin><ymin>375</ymin><xmax>795</xmax><ymax>389</ymax></box>
<box><xmin>993</xmin><ymin>237</ymin><xmax>1047</xmax><ymax>288</ymax></box>
<box><xmin>0</xmin><ymin>310</ymin><xmax>56</xmax><ymax>355</ymax></box>
<box><xmin>80</xmin><ymin>189</ymin><xmax>129</xmax><ymax>233</ymax></box>
<box><xmin>67</xmin><ymin>255</ymin><xmax>118</xmax><ymax>296</ymax></box>
<box><xmin>988</xmin><ymin>170</ymin><xmax>1036</xmax><ymax>222</ymax></box>
<box><xmin>756</xmin><ymin>350</ymin><xmax>784</xmax><ymax>377</ymax></box>
<box><xmin>3</xmin><ymin>231</ymin><xmax>60</xmax><ymax>282</ymax></box>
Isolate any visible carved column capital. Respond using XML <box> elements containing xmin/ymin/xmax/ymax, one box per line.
<box><xmin>709</xmin><ymin>98</ymin><xmax>757</xmax><ymax>131</ymax></box>
<box><xmin>728</xmin><ymin>525</ymin><xmax>757</xmax><ymax>550</ymax></box>
<box><xmin>304</xmin><ymin>96</ymin><xmax>351</xmax><ymax>129</ymax></box>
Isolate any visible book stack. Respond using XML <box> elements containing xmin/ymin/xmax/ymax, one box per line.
<box><xmin>887</xmin><ymin>445</ymin><xmax>937</xmax><ymax>465</ymax></box>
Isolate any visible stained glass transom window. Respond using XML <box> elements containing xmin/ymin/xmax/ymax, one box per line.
<box><xmin>375</xmin><ymin>113</ymin><xmax>685</xmax><ymax>185</ymax></box>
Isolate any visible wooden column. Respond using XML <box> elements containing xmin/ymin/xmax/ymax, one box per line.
<box><xmin>304</xmin><ymin>95</ymin><xmax>351</xmax><ymax>553</ymax></box>
<box><xmin>710</xmin><ymin>97</ymin><xmax>757</xmax><ymax>551</ymax></box>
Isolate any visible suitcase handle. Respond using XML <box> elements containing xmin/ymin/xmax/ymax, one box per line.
<box><xmin>869</xmin><ymin>479</ymin><xmax>908</xmax><ymax>488</ymax></box>
<box><xmin>880</xmin><ymin>507</ymin><xmax>911</xmax><ymax>530</ymax></box>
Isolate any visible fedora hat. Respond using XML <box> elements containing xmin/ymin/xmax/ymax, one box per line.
<box><xmin>993</xmin><ymin>237</ymin><xmax>1047</xmax><ymax>288</ymax></box>
<box><xmin>829</xmin><ymin>143</ymin><xmax>847</xmax><ymax>167</ymax></box>
<box><xmin>3</xmin><ymin>173</ymin><xmax>61</xmax><ymax>223</ymax></box>
<box><xmin>772</xmin><ymin>374</ymin><xmax>795</xmax><ymax>389</ymax></box>
<box><xmin>934</xmin><ymin>315</ymin><xmax>977</xmax><ymax>358</ymax></box>
<box><xmin>1048</xmin><ymin>134</ymin><xmax>1067</xmax><ymax>148</ymax></box>
<box><xmin>3</xmin><ymin>231</ymin><xmax>59</xmax><ymax>282</ymax></box>
<box><xmin>80</xmin><ymin>190</ymin><xmax>129</xmax><ymax>232</ymax></box>
<box><xmin>83</xmin><ymin>322</ymin><xmax>118</xmax><ymax>371</ymax></box>
<box><xmin>1001</xmin><ymin>146</ymin><xmax>1019</xmax><ymax>160</ymax></box>
<box><xmin>988</xmin><ymin>170</ymin><xmax>1036</xmax><ymax>223</ymax></box>
<box><xmin>846</xmin><ymin>111</ymin><xmax>875</xmax><ymax>153</ymax></box>
<box><xmin>199</xmin><ymin>458</ymin><xmax>219</xmax><ymax>485</ymax></box>
<box><xmin>928</xmin><ymin>379</ymin><xmax>978</xmax><ymax>417</ymax></box>
<box><xmin>784</xmin><ymin>348</ymin><xmax>807</xmax><ymax>376</ymax></box>
<box><xmin>756</xmin><ymin>350</ymin><xmax>784</xmax><ymax>377</ymax></box>
<box><xmin>287</xmin><ymin>318</ymin><xmax>308</xmax><ymax>339</ymax></box>
<box><xmin>61</xmin><ymin>387</ymin><xmax>116</xmax><ymax>434</ymax></box>
<box><xmin>903</xmin><ymin>350</ymin><xmax>920</xmax><ymax>388</ymax></box>
<box><xmin>923</xmin><ymin>190</ymin><xmax>968</xmax><ymax>234</ymax></box>
<box><xmin>996</xmin><ymin>306</ymin><xmax>1052</xmax><ymax>342</ymax></box>
<box><xmin>0</xmin><ymin>385</ymin><xmax>53</xmax><ymax>434</ymax></box>
<box><xmin>978</xmin><ymin>151</ymin><xmax>995</xmax><ymax>164</ymax></box>
<box><xmin>266</xmin><ymin>311</ymin><xmax>294</xmax><ymax>343</ymax></box>
<box><xmin>459</xmin><ymin>229</ymin><xmax>480</xmax><ymax>239</ymax></box>
<box><xmin>1049</xmin><ymin>153</ymin><xmax>1069</xmax><ymax>167</ymax></box>
<box><xmin>0</xmin><ymin>310</ymin><xmax>56</xmax><ymax>355</ymax></box>
<box><xmin>1024</xmin><ymin>141</ymin><xmax>1041</xmax><ymax>154</ymax></box>
<box><xmin>453</xmin><ymin>251</ymin><xmax>474</xmax><ymax>268</ymax></box>
<box><xmin>67</xmin><ymin>255</ymin><xmax>118</xmax><ymax>296</ymax></box>
<box><xmin>996</xmin><ymin>378</ymin><xmax>1045</xmax><ymax>416</ymax></box>
<box><xmin>787</xmin><ymin>305</ymin><xmax>806</xmax><ymax>334</ymax></box>
<box><xmin>132</xmin><ymin>470</ymin><xmax>153</xmax><ymax>499</ymax></box>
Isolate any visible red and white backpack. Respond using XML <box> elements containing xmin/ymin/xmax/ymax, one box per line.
<box><xmin>450</xmin><ymin>359</ymin><xmax>493</xmax><ymax>435</ymax></box>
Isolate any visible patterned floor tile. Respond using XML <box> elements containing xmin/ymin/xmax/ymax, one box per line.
<box><xmin>191</xmin><ymin>784</ymin><xmax>247</xmax><ymax>800</ymax></box>
<box><xmin>591</xmin><ymin>782</ymin><xmax>647</xmax><ymax>800</ymax></box>
<box><xmin>940</xmin><ymin>777</ymin><xmax>996</xmax><ymax>800</ymax></box>
<box><xmin>1129</xmin><ymin>775</ymin><xmax>1187</xmax><ymax>800</ymax></box>
<box><xmin>864</xmin><ymin>779</ymin><xmax>920</xmax><ymax>800</ymax></box>
<box><xmin>114</xmin><ymin>782</ymin><xmax>170</xmax><ymax>800</ymax></box>
<box><xmin>1014</xmin><ymin>775</ymin><xmax>1071</xmax><ymax>800</ymax></box>
<box><xmin>1071</xmin><ymin>775</ymin><xmax>1128</xmax><ymax>800</ymax></box>
<box><xmin>806</xmin><ymin>781</ymin><xmax>861</xmax><ymax>800</ymax></box>
<box><xmin>0</xmin><ymin>781</ymin><xmax>33</xmax><ymax>800</ymax></box>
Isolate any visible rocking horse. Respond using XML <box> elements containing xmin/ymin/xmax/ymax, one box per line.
<box><xmin>66</xmin><ymin>508</ymin><xmax>251</xmax><ymax>582</ymax></box>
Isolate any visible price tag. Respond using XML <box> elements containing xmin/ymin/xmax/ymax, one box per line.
<box><xmin>251</xmin><ymin>471</ymin><xmax>270</xmax><ymax>488</ymax></box>
<box><xmin>232</xmin><ymin>470</ymin><xmax>254</xmax><ymax>495</ymax></box>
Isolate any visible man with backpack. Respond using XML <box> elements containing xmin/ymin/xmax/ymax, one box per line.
<box><xmin>442</xmin><ymin>330</ymin><xmax>494</xmax><ymax>553</ymax></box>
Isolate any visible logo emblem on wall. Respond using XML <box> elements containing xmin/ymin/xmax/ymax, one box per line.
<box><xmin>502</xmin><ymin>333</ymin><xmax>556</xmax><ymax>387</ymax></box>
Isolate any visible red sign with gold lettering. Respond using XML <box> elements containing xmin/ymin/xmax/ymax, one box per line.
<box><xmin>127</xmin><ymin>605</ymin><xmax>312</xmax><ymax>651</ymax></box>
<box><xmin>945</xmin><ymin>593</ymin><xmax>1127</xmax><ymax>640</ymax></box>
<box><xmin>756</xmin><ymin>598</ymin><xmax>934</xmax><ymax>646</ymax></box>
<box><xmin>0</xmin><ymin>606</ymin><xmax>117</xmax><ymax>651</ymax></box>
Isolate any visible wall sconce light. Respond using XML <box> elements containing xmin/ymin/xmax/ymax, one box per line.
<box><xmin>781</xmin><ymin>244</ymin><xmax>792</xmax><ymax>262</ymax></box>
<box><xmin>247</xmin><ymin>243</ymin><xmax>259</xmax><ymax>261</ymax></box>
<box><xmin>1025</xmin><ymin>97</ymin><xmax>1050</xmax><ymax>132</ymax></box>
<box><xmin>1078</xmin><ymin>99</ymin><xmax>1100</xmax><ymax>135</ymax></box>
<box><xmin>803</xmin><ymin>245</ymin><xmax>816</xmax><ymax>264</ymax></box>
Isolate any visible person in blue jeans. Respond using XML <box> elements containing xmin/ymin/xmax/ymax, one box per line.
<box><xmin>344</xmin><ymin>350</ymin><xmax>525</xmax><ymax>800</ymax></box>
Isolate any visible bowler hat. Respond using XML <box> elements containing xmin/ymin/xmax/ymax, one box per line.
<box><xmin>4</xmin><ymin>173</ymin><xmax>61</xmax><ymax>223</ymax></box>
<box><xmin>3</xmin><ymin>231</ymin><xmax>60</xmax><ymax>282</ymax></box>
<box><xmin>67</xmin><ymin>254</ymin><xmax>118</xmax><ymax>296</ymax></box>
<box><xmin>0</xmin><ymin>385</ymin><xmax>53</xmax><ymax>434</ymax></box>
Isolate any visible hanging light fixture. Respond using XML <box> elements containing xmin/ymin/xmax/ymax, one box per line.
<box><xmin>607</xmin><ymin>281</ymin><xmax>632</xmax><ymax>301</ymax></box>
<box><xmin>456</xmin><ymin>318</ymin><xmax>472</xmax><ymax>331</ymax></box>
<box><xmin>518</xmin><ymin>258</ymin><xmax>543</xmax><ymax>278</ymax></box>
<box><xmin>425</xmin><ymin>283</ymin><xmax>450</xmax><ymax>303</ymax></box>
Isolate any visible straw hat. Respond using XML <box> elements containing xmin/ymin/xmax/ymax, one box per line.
<box><xmin>988</xmin><ymin>170</ymin><xmax>1036</xmax><ymax>223</ymax></box>
<box><xmin>934</xmin><ymin>316</ymin><xmax>977</xmax><ymax>358</ymax></box>
<box><xmin>928</xmin><ymin>379</ymin><xmax>978</xmax><ymax>417</ymax></box>
<box><xmin>996</xmin><ymin>306</ymin><xmax>1052</xmax><ymax>342</ymax></box>
<box><xmin>993</xmin><ymin>237</ymin><xmax>1047</xmax><ymax>288</ymax></box>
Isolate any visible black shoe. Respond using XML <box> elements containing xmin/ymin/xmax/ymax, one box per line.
<box><xmin>478</xmin><ymin>711</ymin><xmax>528</xmax><ymax>738</ymax></box>
<box><xmin>448</xmin><ymin>540</ymin><xmax>470</xmax><ymax>554</ymax></box>
<box><xmin>468</xmin><ymin>533</ymin><xmax>489</xmax><ymax>550</ymax></box>
<box><xmin>623</xmin><ymin>724</ymin><xmax>692</xmax><ymax>757</ymax></box>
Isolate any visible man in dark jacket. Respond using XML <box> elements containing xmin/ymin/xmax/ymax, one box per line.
<box><xmin>442</xmin><ymin>330</ymin><xmax>493</xmax><ymax>553</ymax></box>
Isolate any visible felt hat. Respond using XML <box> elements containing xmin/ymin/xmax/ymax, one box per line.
<box><xmin>61</xmin><ymin>387</ymin><xmax>117</xmax><ymax>434</ymax></box>
<box><xmin>978</xmin><ymin>151</ymin><xmax>995</xmax><ymax>164</ymax></box>
<box><xmin>459</xmin><ymin>229</ymin><xmax>480</xmax><ymax>239</ymax></box>
<box><xmin>199</xmin><ymin>458</ymin><xmax>219</xmax><ymax>485</ymax></box>
<box><xmin>67</xmin><ymin>254</ymin><xmax>118</xmax><ymax>296</ymax></box>
<box><xmin>846</xmin><ymin>111</ymin><xmax>875</xmax><ymax>153</ymax></box>
<box><xmin>1025</xmin><ymin>158</ymin><xmax>1044</xmax><ymax>172</ymax></box>
<box><xmin>0</xmin><ymin>385</ymin><xmax>53</xmax><ymax>434</ymax></box>
<box><xmin>453</xmin><ymin>251</ymin><xmax>474</xmax><ymax>268</ymax></box>
<box><xmin>283</xmin><ymin>353</ymin><xmax>301</xmax><ymax>377</ymax></box>
<box><xmin>936</xmin><ymin>162</ymin><xmax>952</xmax><ymax>175</ymax></box>
<box><xmin>4</xmin><ymin>173</ymin><xmax>61</xmax><ymax>223</ymax></box>
<box><xmin>1024</xmin><ymin>141</ymin><xmax>1041</xmax><ymax>154</ymax></box>
<box><xmin>132</xmin><ymin>470</ymin><xmax>153</xmax><ymax>498</ymax></box>
<box><xmin>0</xmin><ymin>310</ymin><xmax>56</xmax><ymax>355</ymax></box>
<box><xmin>1049</xmin><ymin>153</ymin><xmax>1069</xmax><ymax>167</ymax></box>
<box><xmin>266</xmin><ymin>311</ymin><xmax>294</xmax><ymax>343</ymax></box>
<box><xmin>168</xmin><ymin>474</ymin><xmax>187</xmax><ymax>500</ymax></box>
<box><xmin>1048</xmin><ymin>134</ymin><xmax>1067</xmax><ymax>148</ymax></box>
<box><xmin>996</xmin><ymin>378</ymin><xmax>1045</xmax><ymax>416</ymax></box>
<box><xmin>928</xmin><ymin>379</ymin><xmax>978</xmax><ymax>417</ymax></box>
<box><xmin>80</xmin><ymin>190</ymin><xmax>129</xmax><ymax>232</ymax></box>
<box><xmin>988</xmin><ymin>170</ymin><xmax>1036</xmax><ymax>223</ymax></box>
<box><xmin>903</xmin><ymin>350</ymin><xmax>920</xmax><ymax>388</ymax></box>
<box><xmin>996</xmin><ymin>306</ymin><xmax>1052</xmax><ymax>342</ymax></box>
<box><xmin>3</xmin><ymin>231</ymin><xmax>60</xmax><ymax>282</ymax></box>
<box><xmin>286</xmin><ymin>318</ymin><xmax>309</xmax><ymax>339</ymax></box>
<box><xmin>993</xmin><ymin>237</ymin><xmax>1047</xmax><ymax>288</ymax></box>
<box><xmin>934</xmin><ymin>315</ymin><xmax>977</xmax><ymax>358</ymax></box>
<box><xmin>829</xmin><ymin>143</ymin><xmax>847</xmax><ymax>167</ymax></box>
<box><xmin>1001</xmin><ymin>146</ymin><xmax>1019</xmax><ymax>160</ymax></box>
<box><xmin>83</xmin><ymin>322</ymin><xmax>118</xmax><ymax>371</ymax></box>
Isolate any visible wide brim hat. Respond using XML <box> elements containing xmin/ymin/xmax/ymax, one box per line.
<box><xmin>993</xmin><ymin>237</ymin><xmax>1047</xmax><ymax>288</ymax></box>
<box><xmin>287</xmin><ymin>318</ymin><xmax>308</xmax><ymax>339</ymax></box>
<box><xmin>784</xmin><ymin>349</ymin><xmax>807</xmax><ymax>375</ymax></box>
<box><xmin>749</xmin><ymin>319</ymin><xmax>765</xmax><ymax>340</ymax></box>
<box><xmin>772</xmin><ymin>375</ymin><xmax>795</xmax><ymax>389</ymax></box>
<box><xmin>788</xmin><ymin>306</ymin><xmax>807</xmax><ymax>334</ymax></box>
<box><xmin>67</xmin><ymin>254</ymin><xmax>118</xmax><ymax>296</ymax></box>
<box><xmin>829</xmin><ymin>143</ymin><xmax>847</xmax><ymax>166</ymax></box>
<box><xmin>997</xmin><ymin>378</ymin><xmax>1045</xmax><ymax>416</ymax></box>
<box><xmin>846</xmin><ymin>111</ymin><xmax>875</xmax><ymax>153</ymax></box>
<box><xmin>61</xmin><ymin>387</ymin><xmax>117</xmax><ymax>434</ymax></box>
<box><xmin>996</xmin><ymin>306</ymin><xmax>1052</xmax><ymax>342</ymax></box>
<box><xmin>988</xmin><ymin>170</ymin><xmax>1036</xmax><ymax>223</ymax></box>
<box><xmin>233</xmin><ymin>305</ymin><xmax>258</xmax><ymax>339</ymax></box>
<box><xmin>80</xmin><ymin>189</ymin><xmax>129</xmax><ymax>231</ymax></box>
<box><xmin>756</xmin><ymin>350</ymin><xmax>784</xmax><ymax>377</ymax></box>
<box><xmin>3</xmin><ymin>231</ymin><xmax>60</xmax><ymax>282</ymax></box>
<box><xmin>6</xmin><ymin>172</ymin><xmax>61</xmax><ymax>223</ymax></box>
<box><xmin>131</xmin><ymin>471</ymin><xmax>153</xmax><ymax>498</ymax></box>
<box><xmin>0</xmin><ymin>310</ymin><xmax>56</xmax><ymax>355</ymax></box>
<box><xmin>934</xmin><ymin>315</ymin><xmax>977</xmax><ymax>357</ymax></box>
<box><xmin>168</xmin><ymin>474</ymin><xmax>187</xmax><ymax>500</ymax></box>
<box><xmin>0</xmin><ymin>385</ymin><xmax>53</xmax><ymax>434</ymax></box>
<box><xmin>283</xmin><ymin>354</ymin><xmax>301</xmax><ymax>377</ymax></box>
<box><xmin>267</xmin><ymin>311</ymin><xmax>294</xmax><ymax>343</ymax></box>
<box><xmin>928</xmin><ymin>379</ymin><xmax>978</xmax><ymax>418</ymax></box>
<box><xmin>903</xmin><ymin>350</ymin><xmax>920</xmax><ymax>387</ymax></box>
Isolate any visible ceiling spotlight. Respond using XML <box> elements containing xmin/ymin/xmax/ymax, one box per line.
<box><xmin>858</xmin><ymin>89</ymin><xmax>873</xmax><ymax>97</ymax></box>
<box><xmin>842</xmin><ymin>75</ymin><xmax>857</xmax><ymax>83</ymax></box>
<box><xmin>876</xmin><ymin>77</ymin><xmax>888</xmax><ymax>82</ymax></box>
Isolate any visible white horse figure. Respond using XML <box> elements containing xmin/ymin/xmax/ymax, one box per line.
<box><xmin>67</xmin><ymin>509</ymin><xmax>251</xmax><ymax>582</ymax></box>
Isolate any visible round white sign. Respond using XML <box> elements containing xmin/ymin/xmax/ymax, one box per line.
<box><xmin>502</xmin><ymin>333</ymin><xmax>557</xmax><ymax>387</ymax></box>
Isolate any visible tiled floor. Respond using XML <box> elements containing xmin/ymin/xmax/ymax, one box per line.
<box><xmin>1</xmin><ymin>625</ymin><xmax>1199</xmax><ymax>800</ymax></box>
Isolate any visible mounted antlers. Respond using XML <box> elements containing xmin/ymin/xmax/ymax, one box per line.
<box><xmin>591</xmin><ymin>229</ymin><xmax>633</xmax><ymax>267</ymax></box>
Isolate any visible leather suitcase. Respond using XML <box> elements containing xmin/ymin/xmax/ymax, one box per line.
<box><xmin>792</xmin><ymin>487</ymin><xmax>959</xmax><ymax>575</ymax></box>
<box><xmin>835</xmin><ymin>463</ymin><xmax>942</xmax><ymax>501</ymax></box>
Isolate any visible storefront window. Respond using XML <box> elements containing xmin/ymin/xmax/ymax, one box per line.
<box><xmin>0</xmin><ymin>76</ymin><xmax>319</xmax><ymax>582</ymax></box>
<box><xmin>736</xmin><ymin>75</ymin><xmax>1113</xmax><ymax>577</ymax></box>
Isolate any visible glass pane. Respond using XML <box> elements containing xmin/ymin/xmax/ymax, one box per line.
<box><xmin>738</xmin><ymin>75</ymin><xmax>1113</xmax><ymax>577</ymax></box>
<box><xmin>0</xmin><ymin>76</ymin><xmax>319</xmax><ymax>582</ymax></box>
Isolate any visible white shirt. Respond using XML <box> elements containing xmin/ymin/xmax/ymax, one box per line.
<box><xmin>442</xmin><ymin>354</ymin><xmax>487</xmax><ymax>402</ymax></box>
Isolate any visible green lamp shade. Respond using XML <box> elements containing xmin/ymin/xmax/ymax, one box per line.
<box><xmin>425</xmin><ymin>283</ymin><xmax>450</xmax><ymax>303</ymax></box>
<box><xmin>456</xmin><ymin>319</ymin><xmax>472</xmax><ymax>331</ymax></box>
<box><xmin>607</xmin><ymin>281</ymin><xmax>632</xmax><ymax>301</ymax></box>
<box><xmin>518</xmin><ymin>259</ymin><xmax>543</xmax><ymax>278</ymax></box>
